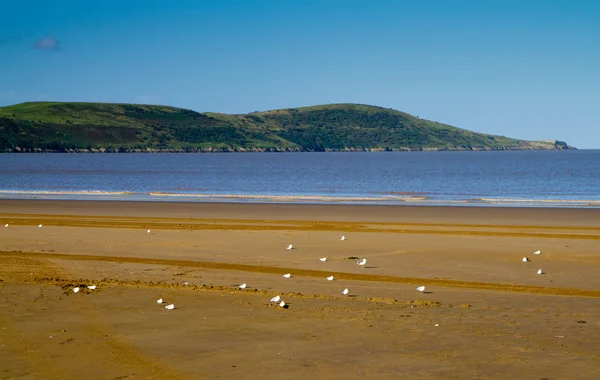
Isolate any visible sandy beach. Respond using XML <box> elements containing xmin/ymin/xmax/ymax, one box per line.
<box><xmin>1</xmin><ymin>200</ymin><xmax>599</xmax><ymax>379</ymax></box>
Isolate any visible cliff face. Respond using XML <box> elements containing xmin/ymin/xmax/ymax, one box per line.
<box><xmin>0</xmin><ymin>102</ymin><xmax>575</xmax><ymax>152</ymax></box>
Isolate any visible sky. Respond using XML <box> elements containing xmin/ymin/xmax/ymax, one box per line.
<box><xmin>1</xmin><ymin>0</ymin><xmax>599</xmax><ymax>148</ymax></box>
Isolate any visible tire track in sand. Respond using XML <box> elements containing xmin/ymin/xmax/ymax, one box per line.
<box><xmin>1</xmin><ymin>214</ymin><xmax>599</xmax><ymax>239</ymax></box>
<box><xmin>2</xmin><ymin>250</ymin><xmax>599</xmax><ymax>298</ymax></box>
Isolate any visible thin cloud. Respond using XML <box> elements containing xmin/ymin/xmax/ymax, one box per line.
<box><xmin>33</xmin><ymin>37</ymin><xmax>61</xmax><ymax>51</ymax></box>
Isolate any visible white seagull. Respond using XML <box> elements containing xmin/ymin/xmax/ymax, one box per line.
<box><xmin>270</xmin><ymin>295</ymin><xmax>281</xmax><ymax>303</ymax></box>
<box><xmin>87</xmin><ymin>285</ymin><xmax>96</xmax><ymax>290</ymax></box>
<box><xmin>537</xmin><ymin>269</ymin><xmax>544</xmax><ymax>275</ymax></box>
<box><xmin>282</xmin><ymin>273</ymin><xmax>291</xmax><ymax>278</ymax></box>
<box><xmin>38</xmin><ymin>224</ymin><xmax>43</xmax><ymax>228</ymax></box>
<box><xmin>72</xmin><ymin>287</ymin><xmax>80</xmax><ymax>293</ymax></box>
<box><xmin>279</xmin><ymin>300</ymin><xmax>286</xmax><ymax>308</ymax></box>
<box><xmin>156</xmin><ymin>298</ymin><xmax>164</xmax><ymax>304</ymax></box>
<box><xmin>416</xmin><ymin>286</ymin><xmax>426</xmax><ymax>292</ymax></box>
<box><xmin>356</xmin><ymin>258</ymin><xmax>367</xmax><ymax>267</ymax></box>
<box><xmin>4</xmin><ymin>224</ymin><xmax>8</xmax><ymax>228</ymax></box>
<box><xmin>319</xmin><ymin>257</ymin><xmax>327</xmax><ymax>262</ymax></box>
<box><xmin>285</xmin><ymin>244</ymin><xmax>293</xmax><ymax>250</ymax></box>
<box><xmin>326</xmin><ymin>276</ymin><xmax>334</xmax><ymax>281</ymax></box>
<box><xmin>522</xmin><ymin>257</ymin><xmax>529</xmax><ymax>262</ymax></box>
<box><xmin>164</xmin><ymin>304</ymin><xmax>175</xmax><ymax>310</ymax></box>
<box><xmin>533</xmin><ymin>250</ymin><xmax>541</xmax><ymax>255</ymax></box>
<box><xmin>340</xmin><ymin>236</ymin><xmax>346</xmax><ymax>241</ymax></box>
<box><xmin>147</xmin><ymin>229</ymin><xmax>151</xmax><ymax>234</ymax></box>
<box><xmin>342</xmin><ymin>288</ymin><xmax>349</xmax><ymax>295</ymax></box>
<box><xmin>239</xmin><ymin>283</ymin><xmax>247</xmax><ymax>289</ymax></box>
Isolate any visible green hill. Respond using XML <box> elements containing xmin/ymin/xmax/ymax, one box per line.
<box><xmin>0</xmin><ymin>102</ymin><xmax>573</xmax><ymax>152</ymax></box>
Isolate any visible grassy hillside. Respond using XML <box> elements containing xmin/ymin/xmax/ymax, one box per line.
<box><xmin>0</xmin><ymin>102</ymin><xmax>573</xmax><ymax>152</ymax></box>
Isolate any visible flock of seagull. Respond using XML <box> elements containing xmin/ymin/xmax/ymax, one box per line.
<box><xmin>4</xmin><ymin>224</ymin><xmax>544</xmax><ymax>311</ymax></box>
<box><xmin>154</xmin><ymin>234</ymin><xmax>545</xmax><ymax>310</ymax></box>
<box><xmin>232</xmin><ymin>235</ymin><xmax>376</xmax><ymax>309</ymax></box>
<box><xmin>155</xmin><ymin>235</ymin><xmax>368</xmax><ymax>310</ymax></box>
<box><xmin>523</xmin><ymin>250</ymin><xmax>545</xmax><ymax>275</ymax></box>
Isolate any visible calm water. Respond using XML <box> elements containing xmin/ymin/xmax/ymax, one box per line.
<box><xmin>0</xmin><ymin>151</ymin><xmax>599</xmax><ymax>207</ymax></box>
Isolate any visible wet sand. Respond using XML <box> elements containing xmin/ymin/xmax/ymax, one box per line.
<box><xmin>1</xmin><ymin>200</ymin><xmax>599</xmax><ymax>379</ymax></box>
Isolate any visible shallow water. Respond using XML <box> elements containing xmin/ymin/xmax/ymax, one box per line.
<box><xmin>0</xmin><ymin>150</ymin><xmax>598</xmax><ymax>207</ymax></box>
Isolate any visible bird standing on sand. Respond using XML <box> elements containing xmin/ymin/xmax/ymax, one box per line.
<box><xmin>239</xmin><ymin>283</ymin><xmax>247</xmax><ymax>289</ymax></box>
<box><xmin>533</xmin><ymin>250</ymin><xmax>541</xmax><ymax>255</ymax></box>
<box><xmin>279</xmin><ymin>300</ymin><xmax>286</xmax><ymax>308</ymax></box>
<box><xmin>282</xmin><ymin>273</ymin><xmax>291</xmax><ymax>278</ymax></box>
<box><xmin>319</xmin><ymin>257</ymin><xmax>327</xmax><ymax>262</ymax></box>
<box><xmin>87</xmin><ymin>285</ymin><xmax>96</xmax><ymax>290</ymax></box>
<box><xmin>157</xmin><ymin>298</ymin><xmax>164</xmax><ymax>304</ymax></box>
<box><xmin>537</xmin><ymin>269</ymin><xmax>544</xmax><ymax>275</ymax></box>
<box><xmin>4</xmin><ymin>224</ymin><xmax>8</xmax><ymax>228</ymax></box>
<box><xmin>416</xmin><ymin>286</ymin><xmax>426</xmax><ymax>292</ymax></box>
<box><xmin>285</xmin><ymin>244</ymin><xmax>293</xmax><ymax>250</ymax></box>
<box><xmin>38</xmin><ymin>224</ymin><xmax>43</xmax><ymax>228</ymax></box>
<box><xmin>356</xmin><ymin>258</ymin><xmax>367</xmax><ymax>267</ymax></box>
<box><xmin>270</xmin><ymin>295</ymin><xmax>281</xmax><ymax>303</ymax></box>
<box><xmin>164</xmin><ymin>304</ymin><xmax>175</xmax><ymax>310</ymax></box>
<box><xmin>342</xmin><ymin>288</ymin><xmax>349</xmax><ymax>295</ymax></box>
<box><xmin>72</xmin><ymin>287</ymin><xmax>80</xmax><ymax>293</ymax></box>
<box><xmin>522</xmin><ymin>257</ymin><xmax>529</xmax><ymax>262</ymax></box>
<box><xmin>340</xmin><ymin>236</ymin><xmax>346</xmax><ymax>241</ymax></box>
<box><xmin>326</xmin><ymin>276</ymin><xmax>334</xmax><ymax>281</ymax></box>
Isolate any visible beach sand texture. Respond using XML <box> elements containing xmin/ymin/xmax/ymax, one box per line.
<box><xmin>1</xmin><ymin>200</ymin><xmax>599</xmax><ymax>379</ymax></box>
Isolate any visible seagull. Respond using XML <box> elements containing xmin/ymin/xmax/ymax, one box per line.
<box><xmin>87</xmin><ymin>285</ymin><xmax>96</xmax><ymax>290</ymax></box>
<box><xmin>537</xmin><ymin>269</ymin><xmax>544</xmax><ymax>275</ymax></box>
<box><xmin>285</xmin><ymin>244</ymin><xmax>293</xmax><ymax>250</ymax></box>
<box><xmin>342</xmin><ymin>288</ymin><xmax>349</xmax><ymax>295</ymax></box>
<box><xmin>164</xmin><ymin>304</ymin><xmax>175</xmax><ymax>310</ymax></box>
<box><xmin>72</xmin><ymin>287</ymin><xmax>80</xmax><ymax>293</ymax></box>
<box><xmin>522</xmin><ymin>257</ymin><xmax>529</xmax><ymax>262</ymax></box>
<box><xmin>38</xmin><ymin>224</ymin><xmax>43</xmax><ymax>228</ymax></box>
<box><xmin>4</xmin><ymin>224</ymin><xmax>8</xmax><ymax>228</ymax></box>
<box><xmin>340</xmin><ymin>236</ymin><xmax>346</xmax><ymax>241</ymax></box>
<box><xmin>239</xmin><ymin>283</ymin><xmax>247</xmax><ymax>289</ymax></box>
<box><xmin>279</xmin><ymin>300</ymin><xmax>286</xmax><ymax>308</ymax></box>
<box><xmin>326</xmin><ymin>276</ymin><xmax>334</xmax><ymax>281</ymax></box>
<box><xmin>282</xmin><ymin>273</ymin><xmax>291</xmax><ymax>278</ymax></box>
<box><xmin>147</xmin><ymin>229</ymin><xmax>151</xmax><ymax>234</ymax></box>
<box><xmin>156</xmin><ymin>298</ymin><xmax>164</xmax><ymax>304</ymax></box>
<box><xmin>533</xmin><ymin>250</ymin><xmax>541</xmax><ymax>255</ymax></box>
<box><xmin>416</xmin><ymin>286</ymin><xmax>426</xmax><ymax>292</ymax></box>
<box><xmin>356</xmin><ymin>258</ymin><xmax>367</xmax><ymax>267</ymax></box>
<box><xmin>270</xmin><ymin>295</ymin><xmax>281</xmax><ymax>303</ymax></box>
<box><xmin>319</xmin><ymin>257</ymin><xmax>327</xmax><ymax>262</ymax></box>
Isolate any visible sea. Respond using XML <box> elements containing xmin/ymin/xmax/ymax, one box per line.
<box><xmin>0</xmin><ymin>150</ymin><xmax>599</xmax><ymax>208</ymax></box>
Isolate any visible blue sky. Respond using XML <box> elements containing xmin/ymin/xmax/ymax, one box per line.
<box><xmin>1</xmin><ymin>0</ymin><xmax>599</xmax><ymax>148</ymax></box>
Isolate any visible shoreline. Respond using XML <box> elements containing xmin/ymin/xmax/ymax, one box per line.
<box><xmin>1</xmin><ymin>145</ymin><xmax>576</xmax><ymax>153</ymax></box>
<box><xmin>1</xmin><ymin>194</ymin><xmax>598</xmax><ymax>209</ymax></box>
<box><xmin>2</xmin><ymin>198</ymin><xmax>600</xmax><ymax>226</ymax></box>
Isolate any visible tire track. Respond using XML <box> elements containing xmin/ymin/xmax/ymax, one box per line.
<box><xmin>1</xmin><ymin>214</ymin><xmax>599</xmax><ymax>239</ymax></box>
<box><xmin>3</xmin><ymin>250</ymin><xmax>600</xmax><ymax>298</ymax></box>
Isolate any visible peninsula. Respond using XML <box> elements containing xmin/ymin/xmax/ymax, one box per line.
<box><xmin>0</xmin><ymin>102</ymin><xmax>574</xmax><ymax>152</ymax></box>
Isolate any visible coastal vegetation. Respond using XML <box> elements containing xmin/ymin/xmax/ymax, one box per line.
<box><xmin>0</xmin><ymin>102</ymin><xmax>573</xmax><ymax>152</ymax></box>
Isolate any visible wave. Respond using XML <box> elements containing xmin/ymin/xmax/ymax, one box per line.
<box><xmin>475</xmin><ymin>197</ymin><xmax>600</xmax><ymax>205</ymax></box>
<box><xmin>148</xmin><ymin>192</ymin><xmax>430</xmax><ymax>202</ymax></box>
<box><xmin>0</xmin><ymin>190</ymin><xmax>135</xmax><ymax>196</ymax></box>
<box><xmin>0</xmin><ymin>189</ymin><xmax>598</xmax><ymax>207</ymax></box>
